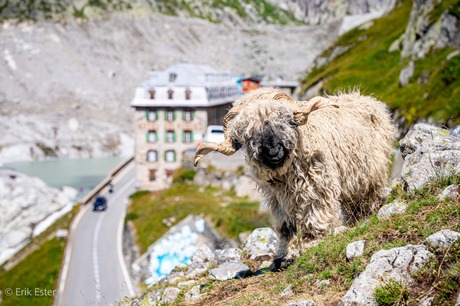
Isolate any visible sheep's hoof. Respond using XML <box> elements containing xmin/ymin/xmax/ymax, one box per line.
<box><xmin>272</xmin><ymin>256</ymin><xmax>294</xmax><ymax>271</ymax></box>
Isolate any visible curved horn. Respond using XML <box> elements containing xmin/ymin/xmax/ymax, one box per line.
<box><xmin>294</xmin><ymin>97</ymin><xmax>339</xmax><ymax>126</ymax></box>
<box><xmin>194</xmin><ymin>110</ymin><xmax>239</xmax><ymax>166</ymax></box>
<box><xmin>194</xmin><ymin>141</ymin><xmax>236</xmax><ymax>166</ymax></box>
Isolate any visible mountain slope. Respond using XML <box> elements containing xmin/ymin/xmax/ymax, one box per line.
<box><xmin>300</xmin><ymin>0</ymin><xmax>460</xmax><ymax>129</ymax></box>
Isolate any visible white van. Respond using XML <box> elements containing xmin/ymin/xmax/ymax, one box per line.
<box><xmin>205</xmin><ymin>125</ymin><xmax>225</xmax><ymax>143</ymax></box>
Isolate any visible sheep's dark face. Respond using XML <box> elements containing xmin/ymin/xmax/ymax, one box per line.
<box><xmin>230</xmin><ymin>100</ymin><xmax>300</xmax><ymax>180</ymax></box>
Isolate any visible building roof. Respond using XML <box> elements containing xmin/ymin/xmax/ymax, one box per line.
<box><xmin>147</xmin><ymin>63</ymin><xmax>232</xmax><ymax>87</ymax></box>
<box><xmin>131</xmin><ymin>63</ymin><xmax>239</xmax><ymax>108</ymax></box>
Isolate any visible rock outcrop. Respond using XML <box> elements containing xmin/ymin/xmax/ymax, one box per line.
<box><xmin>400</xmin><ymin>0</ymin><xmax>460</xmax><ymax>59</ymax></box>
<box><xmin>0</xmin><ymin>168</ymin><xmax>77</xmax><ymax>265</ymax></box>
<box><xmin>399</xmin><ymin>123</ymin><xmax>460</xmax><ymax>191</ymax></box>
<box><xmin>341</xmin><ymin>244</ymin><xmax>433</xmax><ymax>305</ymax></box>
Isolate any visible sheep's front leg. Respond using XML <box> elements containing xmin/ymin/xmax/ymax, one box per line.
<box><xmin>273</xmin><ymin>221</ymin><xmax>296</xmax><ymax>270</ymax></box>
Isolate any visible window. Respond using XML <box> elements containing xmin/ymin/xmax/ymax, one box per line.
<box><xmin>183</xmin><ymin>110</ymin><xmax>193</xmax><ymax>122</ymax></box>
<box><xmin>148</xmin><ymin>89</ymin><xmax>155</xmax><ymax>99</ymax></box>
<box><xmin>165</xmin><ymin>150</ymin><xmax>176</xmax><ymax>162</ymax></box>
<box><xmin>183</xmin><ymin>130</ymin><xmax>193</xmax><ymax>143</ymax></box>
<box><xmin>166</xmin><ymin>110</ymin><xmax>175</xmax><ymax>121</ymax></box>
<box><xmin>149</xmin><ymin>169</ymin><xmax>156</xmax><ymax>181</ymax></box>
<box><xmin>146</xmin><ymin>150</ymin><xmax>158</xmax><ymax>162</ymax></box>
<box><xmin>185</xmin><ymin>88</ymin><xmax>191</xmax><ymax>100</ymax></box>
<box><xmin>166</xmin><ymin>130</ymin><xmax>175</xmax><ymax>143</ymax></box>
<box><xmin>169</xmin><ymin>73</ymin><xmax>177</xmax><ymax>82</ymax></box>
<box><xmin>147</xmin><ymin>130</ymin><xmax>157</xmax><ymax>143</ymax></box>
<box><xmin>168</xmin><ymin>89</ymin><xmax>174</xmax><ymax>99</ymax></box>
<box><xmin>146</xmin><ymin>110</ymin><xmax>157</xmax><ymax>121</ymax></box>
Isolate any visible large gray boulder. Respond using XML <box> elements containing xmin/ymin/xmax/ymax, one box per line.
<box><xmin>341</xmin><ymin>244</ymin><xmax>433</xmax><ymax>306</ymax></box>
<box><xmin>399</xmin><ymin>124</ymin><xmax>460</xmax><ymax>191</ymax></box>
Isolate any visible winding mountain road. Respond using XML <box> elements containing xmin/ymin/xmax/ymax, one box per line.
<box><xmin>56</xmin><ymin>162</ymin><xmax>136</xmax><ymax>306</ymax></box>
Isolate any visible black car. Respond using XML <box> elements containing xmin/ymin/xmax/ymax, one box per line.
<box><xmin>93</xmin><ymin>196</ymin><xmax>108</xmax><ymax>212</ymax></box>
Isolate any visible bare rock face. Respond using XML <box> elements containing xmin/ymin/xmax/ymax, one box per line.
<box><xmin>400</xmin><ymin>0</ymin><xmax>460</xmax><ymax>59</ymax></box>
<box><xmin>0</xmin><ymin>169</ymin><xmax>76</xmax><ymax>265</ymax></box>
<box><xmin>399</xmin><ymin>123</ymin><xmax>460</xmax><ymax>191</ymax></box>
<box><xmin>341</xmin><ymin>244</ymin><xmax>433</xmax><ymax>306</ymax></box>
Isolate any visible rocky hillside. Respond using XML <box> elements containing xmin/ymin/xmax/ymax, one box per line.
<box><xmin>300</xmin><ymin>0</ymin><xmax>460</xmax><ymax>130</ymax></box>
<box><xmin>122</xmin><ymin>123</ymin><xmax>460</xmax><ymax>306</ymax></box>
<box><xmin>0</xmin><ymin>0</ymin><xmax>395</xmax><ymax>162</ymax></box>
<box><xmin>0</xmin><ymin>0</ymin><xmax>394</xmax><ymax>25</ymax></box>
<box><xmin>0</xmin><ymin>168</ymin><xmax>77</xmax><ymax>265</ymax></box>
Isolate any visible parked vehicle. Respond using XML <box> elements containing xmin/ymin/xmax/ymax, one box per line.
<box><xmin>92</xmin><ymin>196</ymin><xmax>107</xmax><ymax>212</ymax></box>
<box><xmin>205</xmin><ymin>125</ymin><xmax>225</xmax><ymax>143</ymax></box>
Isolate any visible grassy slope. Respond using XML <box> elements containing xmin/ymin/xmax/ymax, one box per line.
<box><xmin>0</xmin><ymin>206</ymin><xmax>79</xmax><ymax>306</ymax></box>
<box><xmin>173</xmin><ymin>175</ymin><xmax>460</xmax><ymax>306</ymax></box>
<box><xmin>300</xmin><ymin>0</ymin><xmax>460</xmax><ymax>127</ymax></box>
<box><xmin>128</xmin><ymin>182</ymin><xmax>270</xmax><ymax>254</ymax></box>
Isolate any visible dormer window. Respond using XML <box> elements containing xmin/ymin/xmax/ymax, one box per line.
<box><xmin>185</xmin><ymin>88</ymin><xmax>191</xmax><ymax>100</ymax></box>
<box><xmin>168</xmin><ymin>89</ymin><xmax>174</xmax><ymax>100</ymax></box>
<box><xmin>169</xmin><ymin>73</ymin><xmax>177</xmax><ymax>82</ymax></box>
<box><xmin>148</xmin><ymin>89</ymin><xmax>155</xmax><ymax>99</ymax></box>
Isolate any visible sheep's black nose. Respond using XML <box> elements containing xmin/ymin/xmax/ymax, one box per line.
<box><xmin>261</xmin><ymin>124</ymin><xmax>286</xmax><ymax>168</ymax></box>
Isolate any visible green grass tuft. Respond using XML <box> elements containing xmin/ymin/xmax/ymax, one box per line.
<box><xmin>374</xmin><ymin>279</ymin><xmax>409</xmax><ymax>306</ymax></box>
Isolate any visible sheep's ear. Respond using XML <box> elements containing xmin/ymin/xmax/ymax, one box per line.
<box><xmin>293</xmin><ymin>97</ymin><xmax>339</xmax><ymax>126</ymax></box>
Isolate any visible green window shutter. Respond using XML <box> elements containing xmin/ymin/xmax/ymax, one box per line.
<box><xmin>145</xmin><ymin>131</ymin><xmax>149</xmax><ymax>142</ymax></box>
<box><xmin>173</xmin><ymin>130</ymin><xmax>176</xmax><ymax>142</ymax></box>
<box><xmin>191</xmin><ymin>110</ymin><xmax>195</xmax><ymax>121</ymax></box>
<box><xmin>155</xmin><ymin>110</ymin><xmax>159</xmax><ymax>120</ymax></box>
<box><xmin>164</xmin><ymin>110</ymin><xmax>168</xmax><ymax>120</ymax></box>
<box><xmin>145</xmin><ymin>110</ymin><xmax>149</xmax><ymax>120</ymax></box>
<box><xmin>164</xmin><ymin>131</ymin><xmax>167</xmax><ymax>142</ymax></box>
<box><xmin>191</xmin><ymin>131</ymin><xmax>194</xmax><ymax>142</ymax></box>
<box><xmin>182</xmin><ymin>131</ymin><xmax>185</xmax><ymax>143</ymax></box>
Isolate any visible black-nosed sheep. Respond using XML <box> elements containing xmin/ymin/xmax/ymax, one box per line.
<box><xmin>195</xmin><ymin>88</ymin><xmax>396</xmax><ymax>268</ymax></box>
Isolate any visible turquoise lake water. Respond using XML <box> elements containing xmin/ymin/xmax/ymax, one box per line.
<box><xmin>3</xmin><ymin>157</ymin><xmax>124</xmax><ymax>195</ymax></box>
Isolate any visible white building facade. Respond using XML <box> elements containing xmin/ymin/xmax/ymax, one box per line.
<box><xmin>131</xmin><ymin>63</ymin><xmax>239</xmax><ymax>190</ymax></box>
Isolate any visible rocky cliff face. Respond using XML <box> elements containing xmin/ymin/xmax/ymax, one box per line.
<box><xmin>400</xmin><ymin>0</ymin><xmax>460</xmax><ymax>59</ymax></box>
<box><xmin>0</xmin><ymin>0</ymin><xmax>395</xmax><ymax>25</ymax></box>
<box><xmin>268</xmin><ymin>0</ymin><xmax>395</xmax><ymax>24</ymax></box>
<box><xmin>0</xmin><ymin>169</ymin><xmax>77</xmax><ymax>265</ymax></box>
